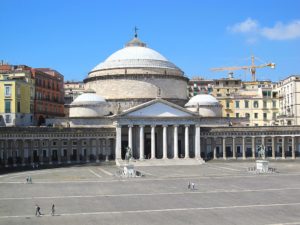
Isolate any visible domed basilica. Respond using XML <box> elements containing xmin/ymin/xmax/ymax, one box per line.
<box><xmin>56</xmin><ymin>33</ymin><xmax>228</xmax><ymax>164</ymax></box>
<box><xmin>2</xmin><ymin>33</ymin><xmax>296</xmax><ymax>169</ymax></box>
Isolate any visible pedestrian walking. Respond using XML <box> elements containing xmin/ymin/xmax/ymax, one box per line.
<box><xmin>188</xmin><ymin>181</ymin><xmax>191</xmax><ymax>189</ymax></box>
<box><xmin>29</xmin><ymin>176</ymin><xmax>32</xmax><ymax>184</ymax></box>
<box><xmin>35</xmin><ymin>205</ymin><xmax>41</xmax><ymax>216</ymax></box>
<box><xmin>26</xmin><ymin>177</ymin><xmax>29</xmax><ymax>184</ymax></box>
<box><xmin>191</xmin><ymin>182</ymin><xmax>195</xmax><ymax>190</ymax></box>
<box><xmin>51</xmin><ymin>204</ymin><xmax>55</xmax><ymax>216</ymax></box>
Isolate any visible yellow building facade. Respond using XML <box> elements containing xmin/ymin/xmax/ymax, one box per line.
<box><xmin>212</xmin><ymin>78</ymin><xmax>279</xmax><ymax>126</ymax></box>
<box><xmin>0</xmin><ymin>71</ymin><xmax>34</xmax><ymax>126</ymax></box>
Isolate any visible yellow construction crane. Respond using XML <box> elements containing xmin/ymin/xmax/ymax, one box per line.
<box><xmin>210</xmin><ymin>55</ymin><xmax>275</xmax><ymax>81</ymax></box>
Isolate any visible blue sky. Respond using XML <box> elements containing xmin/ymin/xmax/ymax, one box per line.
<box><xmin>1</xmin><ymin>0</ymin><xmax>300</xmax><ymax>82</ymax></box>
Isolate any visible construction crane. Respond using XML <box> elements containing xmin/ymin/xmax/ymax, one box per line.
<box><xmin>210</xmin><ymin>55</ymin><xmax>275</xmax><ymax>81</ymax></box>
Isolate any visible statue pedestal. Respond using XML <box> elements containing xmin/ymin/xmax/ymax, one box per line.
<box><xmin>122</xmin><ymin>164</ymin><xmax>135</xmax><ymax>177</ymax></box>
<box><xmin>256</xmin><ymin>160</ymin><xmax>269</xmax><ymax>173</ymax></box>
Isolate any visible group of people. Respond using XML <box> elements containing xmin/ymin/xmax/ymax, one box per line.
<box><xmin>26</xmin><ymin>176</ymin><xmax>32</xmax><ymax>184</ymax></box>
<box><xmin>188</xmin><ymin>181</ymin><xmax>195</xmax><ymax>190</ymax></box>
<box><xmin>35</xmin><ymin>204</ymin><xmax>55</xmax><ymax>216</ymax></box>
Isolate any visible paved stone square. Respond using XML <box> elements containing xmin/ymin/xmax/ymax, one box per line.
<box><xmin>0</xmin><ymin>161</ymin><xmax>300</xmax><ymax>225</ymax></box>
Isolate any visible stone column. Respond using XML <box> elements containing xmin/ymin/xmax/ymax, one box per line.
<box><xmin>128</xmin><ymin>125</ymin><xmax>133</xmax><ymax>150</ymax></box>
<box><xmin>38</xmin><ymin>140</ymin><xmax>43</xmax><ymax>165</ymax></box>
<box><xmin>48</xmin><ymin>139</ymin><xmax>52</xmax><ymax>165</ymax></box>
<box><xmin>292</xmin><ymin>136</ymin><xmax>295</xmax><ymax>159</ymax></box>
<box><xmin>4</xmin><ymin>139</ymin><xmax>8</xmax><ymax>167</ymax></box>
<box><xmin>213</xmin><ymin>137</ymin><xmax>217</xmax><ymax>159</ymax></box>
<box><xmin>67</xmin><ymin>139</ymin><xmax>72</xmax><ymax>164</ymax></box>
<box><xmin>242</xmin><ymin>136</ymin><xmax>246</xmax><ymax>160</ymax></box>
<box><xmin>29</xmin><ymin>139</ymin><xmax>34</xmax><ymax>166</ymax></box>
<box><xmin>163</xmin><ymin>125</ymin><xmax>168</xmax><ymax>159</ymax></box>
<box><xmin>261</xmin><ymin>136</ymin><xmax>265</xmax><ymax>159</ymax></box>
<box><xmin>282</xmin><ymin>136</ymin><xmax>286</xmax><ymax>159</ymax></box>
<box><xmin>115</xmin><ymin>125</ymin><xmax>122</xmax><ymax>160</ymax></box>
<box><xmin>232</xmin><ymin>137</ymin><xmax>236</xmax><ymax>159</ymax></box>
<box><xmin>96</xmin><ymin>139</ymin><xmax>100</xmax><ymax>163</ymax></box>
<box><xmin>173</xmin><ymin>125</ymin><xmax>178</xmax><ymax>159</ymax></box>
<box><xmin>195</xmin><ymin>125</ymin><xmax>201</xmax><ymax>159</ymax></box>
<box><xmin>105</xmin><ymin>138</ymin><xmax>110</xmax><ymax>161</ymax></box>
<box><xmin>12</xmin><ymin>139</ymin><xmax>17</xmax><ymax>167</ymax></box>
<box><xmin>184</xmin><ymin>125</ymin><xmax>189</xmax><ymax>159</ymax></box>
<box><xmin>222</xmin><ymin>137</ymin><xmax>226</xmax><ymax>160</ymax></box>
<box><xmin>139</xmin><ymin>125</ymin><xmax>145</xmax><ymax>160</ymax></box>
<box><xmin>87</xmin><ymin>139</ymin><xmax>91</xmax><ymax>163</ymax></box>
<box><xmin>151</xmin><ymin>125</ymin><xmax>156</xmax><ymax>159</ymax></box>
<box><xmin>57</xmin><ymin>139</ymin><xmax>62</xmax><ymax>164</ymax></box>
<box><xmin>272</xmin><ymin>136</ymin><xmax>276</xmax><ymax>159</ymax></box>
<box><xmin>20</xmin><ymin>140</ymin><xmax>25</xmax><ymax>166</ymax></box>
<box><xmin>252</xmin><ymin>136</ymin><xmax>256</xmax><ymax>159</ymax></box>
<box><xmin>77</xmin><ymin>139</ymin><xmax>81</xmax><ymax>163</ymax></box>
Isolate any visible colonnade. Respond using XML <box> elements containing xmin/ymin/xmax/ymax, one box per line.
<box><xmin>0</xmin><ymin>137</ymin><xmax>114</xmax><ymax>167</ymax></box>
<box><xmin>209</xmin><ymin>135</ymin><xmax>299</xmax><ymax>160</ymax></box>
<box><xmin>115</xmin><ymin>124</ymin><xmax>201</xmax><ymax>160</ymax></box>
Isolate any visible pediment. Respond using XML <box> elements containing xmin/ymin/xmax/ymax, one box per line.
<box><xmin>121</xmin><ymin>100</ymin><xmax>196</xmax><ymax>117</ymax></box>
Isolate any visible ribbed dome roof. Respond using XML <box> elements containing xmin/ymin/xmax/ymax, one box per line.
<box><xmin>90</xmin><ymin>37</ymin><xmax>182</xmax><ymax>72</ymax></box>
<box><xmin>71</xmin><ymin>93</ymin><xmax>106</xmax><ymax>105</ymax></box>
<box><xmin>185</xmin><ymin>94</ymin><xmax>220</xmax><ymax>107</ymax></box>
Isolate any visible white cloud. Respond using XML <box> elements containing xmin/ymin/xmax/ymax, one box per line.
<box><xmin>228</xmin><ymin>19</ymin><xmax>300</xmax><ymax>41</ymax></box>
<box><xmin>227</xmin><ymin>18</ymin><xmax>259</xmax><ymax>33</ymax></box>
<box><xmin>261</xmin><ymin>20</ymin><xmax>300</xmax><ymax>40</ymax></box>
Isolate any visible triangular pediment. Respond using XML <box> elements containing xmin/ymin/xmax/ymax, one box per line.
<box><xmin>119</xmin><ymin>99</ymin><xmax>197</xmax><ymax>117</ymax></box>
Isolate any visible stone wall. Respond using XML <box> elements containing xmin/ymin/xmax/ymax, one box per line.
<box><xmin>86</xmin><ymin>76</ymin><xmax>188</xmax><ymax>101</ymax></box>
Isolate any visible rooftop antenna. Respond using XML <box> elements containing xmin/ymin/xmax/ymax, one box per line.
<box><xmin>134</xmin><ymin>26</ymin><xmax>139</xmax><ymax>38</ymax></box>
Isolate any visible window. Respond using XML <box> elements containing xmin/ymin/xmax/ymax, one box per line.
<box><xmin>17</xmin><ymin>101</ymin><xmax>21</xmax><ymax>113</ymax></box>
<box><xmin>235</xmin><ymin>101</ymin><xmax>240</xmax><ymax>108</ymax></box>
<box><xmin>5</xmin><ymin>100</ymin><xmax>11</xmax><ymax>113</ymax></box>
<box><xmin>263</xmin><ymin>113</ymin><xmax>267</xmax><ymax>119</ymax></box>
<box><xmin>236</xmin><ymin>113</ymin><xmax>239</xmax><ymax>118</ymax></box>
<box><xmin>254</xmin><ymin>113</ymin><xmax>258</xmax><ymax>119</ymax></box>
<box><xmin>245</xmin><ymin>100</ymin><xmax>249</xmax><ymax>108</ymax></box>
<box><xmin>4</xmin><ymin>85</ymin><xmax>11</xmax><ymax>97</ymax></box>
<box><xmin>226</xmin><ymin>113</ymin><xmax>230</xmax><ymax>118</ymax></box>
<box><xmin>253</xmin><ymin>101</ymin><xmax>259</xmax><ymax>108</ymax></box>
<box><xmin>226</xmin><ymin>101</ymin><xmax>230</xmax><ymax>109</ymax></box>
<box><xmin>263</xmin><ymin>101</ymin><xmax>267</xmax><ymax>108</ymax></box>
<box><xmin>245</xmin><ymin>113</ymin><xmax>250</xmax><ymax>118</ymax></box>
<box><xmin>272</xmin><ymin>101</ymin><xmax>276</xmax><ymax>108</ymax></box>
<box><xmin>272</xmin><ymin>112</ymin><xmax>277</xmax><ymax>119</ymax></box>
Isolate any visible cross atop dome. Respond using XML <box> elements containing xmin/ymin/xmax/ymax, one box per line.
<box><xmin>134</xmin><ymin>26</ymin><xmax>138</xmax><ymax>38</ymax></box>
<box><xmin>125</xmin><ymin>27</ymin><xmax>147</xmax><ymax>47</ymax></box>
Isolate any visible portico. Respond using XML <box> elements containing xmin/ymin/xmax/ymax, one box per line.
<box><xmin>114</xmin><ymin>98</ymin><xmax>204</xmax><ymax>163</ymax></box>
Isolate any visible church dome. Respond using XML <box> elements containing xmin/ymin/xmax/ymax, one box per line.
<box><xmin>90</xmin><ymin>37</ymin><xmax>182</xmax><ymax>73</ymax></box>
<box><xmin>185</xmin><ymin>94</ymin><xmax>220</xmax><ymax>107</ymax></box>
<box><xmin>71</xmin><ymin>93</ymin><xmax>106</xmax><ymax>106</ymax></box>
<box><xmin>84</xmin><ymin>34</ymin><xmax>188</xmax><ymax>111</ymax></box>
<box><xmin>185</xmin><ymin>94</ymin><xmax>222</xmax><ymax>117</ymax></box>
<box><xmin>69</xmin><ymin>93</ymin><xmax>110</xmax><ymax>117</ymax></box>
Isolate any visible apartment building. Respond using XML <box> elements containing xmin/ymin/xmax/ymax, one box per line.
<box><xmin>277</xmin><ymin>75</ymin><xmax>300</xmax><ymax>125</ymax></box>
<box><xmin>0</xmin><ymin>64</ymin><xmax>35</xmax><ymax>126</ymax></box>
